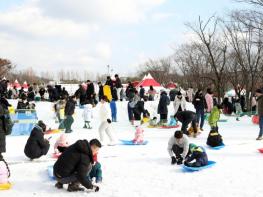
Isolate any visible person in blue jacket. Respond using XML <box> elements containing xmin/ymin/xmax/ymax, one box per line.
<box><xmin>184</xmin><ymin>143</ymin><xmax>208</xmax><ymax>167</ymax></box>
<box><xmin>110</xmin><ymin>98</ymin><xmax>117</xmax><ymax>122</ymax></box>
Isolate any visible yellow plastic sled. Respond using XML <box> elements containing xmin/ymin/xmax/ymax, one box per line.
<box><xmin>0</xmin><ymin>182</ymin><xmax>12</xmax><ymax>190</ymax></box>
<box><xmin>8</xmin><ymin>106</ymin><xmax>15</xmax><ymax>115</ymax></box>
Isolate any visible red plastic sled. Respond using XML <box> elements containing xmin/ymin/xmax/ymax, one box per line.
<box><xmin>252</xmin><ymin>115</ymin><xmax>259</xmax><ymax>125</ymax></box>
<box><xmin>258</xmin><ymin>148</ymin><xmax>263</xmax><ymax>153</ymax></box>
<box><xmin>159</xmin><ymin>125</ymin><xmax>180</xmax><ymax>129</ymax></box>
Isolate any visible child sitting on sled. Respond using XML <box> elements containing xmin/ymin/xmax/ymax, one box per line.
<box><xmin>132</xmin><ymin>126</ymin><xmax>144</xmax><ymax>144</ymax></box>
<box><xmin>89</xmin><ymin>152</ymin><xmax>103</xmax><ymax>183</ymax></box>
<box><xmin>168</xmin><ymin>115</ymin><xmax>177</xmax><ymax>126</ymax></box>
<box><xmin>184</xmin><ymin>143</ymin><xmax>208</xmax><ymax>167</ymax></box>
<box><xmin>149</xmin><ymin>117</ymin><xmax>158</xmax><ymax>127</ymax></box>
<box><xmin>0</xmin><ymin>156</ymin><xmax>10</xmax><ymax>185</ymax></box>
<box><xmin>54</xmin><ymin>134</ymin><xmax>70</xmax><ymax>154</ymax></box>
<box><xmin>206</xmin><ymin>128</ymin><xmax>223</xmax><ymax>147</ymax></box>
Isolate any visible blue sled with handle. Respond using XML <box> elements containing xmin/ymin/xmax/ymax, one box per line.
<box><xmin>182</xmin><ymin>161</ymin><xmax>216</xmax><ymax>172</ymax></box>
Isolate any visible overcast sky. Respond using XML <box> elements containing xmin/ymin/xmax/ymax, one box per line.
<box><xmin>0</xmin><ymin>0</ymin><xmax>246</xmax><ymax>78</ymax></box>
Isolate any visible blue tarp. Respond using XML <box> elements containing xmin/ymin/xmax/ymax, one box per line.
<box><xmin>11</xmin><ymin>111</ymin><xmax>38</xmax><ymax>136</ymax></box>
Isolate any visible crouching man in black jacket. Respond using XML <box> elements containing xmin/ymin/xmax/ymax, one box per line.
<box><xmin>24</xmin><ymin>120</ymin><xmax>50</xmax><ymax>160</ymax></box>
<box><xmin>53</xmin><ymin>139</ymin><xmax>101</xmax><ymax>192</ymax></box>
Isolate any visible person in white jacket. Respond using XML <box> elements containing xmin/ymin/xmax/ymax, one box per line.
<box><xmin>82</xmin><ymin>103</ymin><xmax>93</xmax><ymax>129</ymax></box>
<box><xmin>173</xmin><ymin>92</ymin><xmax>186</xmax><ymax>115</ymax></box>
<box><xmin>167</xmin><ymin>130</ymin><xmax>189</xmax><ymax>165</ymax></box>
<box><xmin>98</xmin><ymin>96</ymin><xmax>115</xmax><ymax>145</ymax></box>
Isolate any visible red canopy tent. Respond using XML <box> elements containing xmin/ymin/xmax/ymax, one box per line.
<box><xmin>166</xmin><ymin>82</ymin><xmax>177</xmax><ymax>89</ymax></box>
<box><xmin>22</xmin><ymin>81</ymin><xmax>29</xmax><ymax>89</ymax></box>
<box><xmin>132</xmin><ymin>81</ymin><xmax>140</xmax><ymax>87</ymax></box>
<box><xmin>13</xmin><ymin>79</ymin><xmax>21</xmax><ymax>89</ymax></box>
<box><xmin>136</xmin><ymin>73</ymin><xmax>161</xmax><ymax>88</ymax></box>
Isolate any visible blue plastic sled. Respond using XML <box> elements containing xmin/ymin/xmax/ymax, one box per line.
<box><xmin>47</xmin><ymin>166</ymin><xmax>55</xmax><ymax>180</ymax></box>
<box><xmin>218</xmin><ymin>119</ymin><xmax>228</xmax><ymax>122</ymax></box>
<box><xmin>119</xmin><ymin>140</ymin><xmax>148</xmax><ymax>145</ymax></box>
<box><xmin>182</xmin><ymin>161</ymin><xmax>216</xmax><ymax>172</ymax></box>
<box><xmin>209</xmin><ymin>143</ymin><xmax>225</xmax><ymax>150</ymax></box>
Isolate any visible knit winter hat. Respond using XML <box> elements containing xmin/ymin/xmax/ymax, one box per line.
<box><xmin>189</xmin><ymin>143</ymin><xmax>197</xmax><ymax>152</ymax></box>
<box><xmin>37</xmin><ymin>120</ymin><xmax>46</xmax><ymax>132</ymax></box>
<box><xmin>57</xmin><ymin>134</ymin><xmax>69</xmax><ymax>147</ymax></box>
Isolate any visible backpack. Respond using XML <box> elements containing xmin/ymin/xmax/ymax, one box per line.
<box><xmin>206</xmin><ymin>131</ymin><xmax>223</xmax><ymax>147</ymax></box>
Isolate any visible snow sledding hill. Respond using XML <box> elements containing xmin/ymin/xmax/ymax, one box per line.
<box><xmin>2</xmin><ymin>100</ymin><xmax>263</xmax><ymax>197</ymax></box>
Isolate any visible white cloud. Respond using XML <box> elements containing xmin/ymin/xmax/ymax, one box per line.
<box><xmin>95</xmin><ymin>43</ymin><xmax>112</xmax><ymax>60</ymax></box>
<box><xmin>0</xmin><ymin>2</ymin><xmax>98</xmax><ymax>38</ymax></box>
<box><xmin>0</xmin><ymin>0</ymin><xmax>167</xmax><ymax>74</ymax></box>
<box><xmin>37</xmin><ymin>0</ymin><xmax>166</xmax><ymax>24</ymax></box>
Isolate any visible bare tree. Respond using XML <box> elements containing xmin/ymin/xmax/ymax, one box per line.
<box><xmin>223</xmin><ymin>13</ymin><xmax>263</xmax><ymax>110</ymax></box>
<box><xmin>0</xmin><ymin>58</ymin><xmax>14</xmax><ymax>78</ymax></box>
<box><xmin>137</xmin><ymin>57</ymin><xmax>178</xmax><ymax>85</ymax></box>
<box><xmin>186</xmin><ymin>16</ymin><xmax>228</xmax><ymax>99</ymax></box>
<box><xmin>173</xmin><ymin>43</ymin><xmax>212</xmax><ymax>90</ymax></box>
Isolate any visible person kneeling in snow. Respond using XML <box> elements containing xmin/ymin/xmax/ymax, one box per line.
<box><xmin>132</xmin><ymin>126</ymin><xmax>144</xmax><ymax>144</ymax></box>
<box><xmin>0</xmin><ymin>156</ymin><xmax>10</xmax><ymax>185</ymax></box>
<box><xmin>24</xmin><ymin>121</ymin><xmax>50</xmax><ymax>160</ymax></box>
<box><xmin>54</xmin><ymin>134</ymin><xmax>70</xmax><ymax>154</ymax></box>
<box><xmin>168</xmin><ymin>130</ymin><xmax>189</xmax><ymax>165</ymax></box>
<box><xmin>184</xmin><ymin>144</ymin><xmax>208</xmax><ymax>167</ymax></box>
<box><xmin>53</xmin><ymin>139</ymin><xmax>101</xmax><ymax>192</ymax></box>
<box><xmin>206</xmin><ymin>129</ymin><xmax>223</xmax><ymax>147</ymax></box>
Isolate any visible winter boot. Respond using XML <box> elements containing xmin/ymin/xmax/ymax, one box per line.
<box><xmin>55</xmin><ymin>182</ymin><xmax>63</xmax><ymax>189</ymax></box>
<box><xmin>67</xmin><ymin>182</ymin><xmax>84</xmax><ymax>192</ymax></box>
<box><xmin>87</xmin><ymin>122</ymin><xmax>92</xmax><ymax>129</ymax></box>
<box><xmin>83</xmin><ymin>123</ymin><xmax>87</xmax><ymax>129</ymax></box>
<box><xmin>256</xmin><ymin>136</ymin><xmax>263</xmax><ymax>140</ymax></box>
<box><xmin>96</xmin><ymin>177</ymin><xmax>102</xmax><ymax>183</ymax></box>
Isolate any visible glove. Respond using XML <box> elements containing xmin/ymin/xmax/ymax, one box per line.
<box><xmin>107</xmin><ymin>119</ymin><xmax>112</xmax><ymax>124</ymax></box>
<box><xmin>171</xmin><ymin>156</ymin><xmax>176</xmax><ymax>165</ymax></box>
<box><xmin>94</xmin><ymin>186</ymin><xmax>99</xmax><ymax>192</ymax></box>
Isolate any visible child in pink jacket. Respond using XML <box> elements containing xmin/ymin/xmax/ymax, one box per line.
<box><xmin>54</xmin><ymin>134</ymin><xmax>70</xmax><ymax>154</ymax></box>
<box><xmin>0</xmin><ymin>158</ymin><xmax>10</xmax><ymax>184</ymax></box>
<box><xmin>133</xmin><ymin>126</ymin><xmax>144</xmax><ymax>144</ymax></box>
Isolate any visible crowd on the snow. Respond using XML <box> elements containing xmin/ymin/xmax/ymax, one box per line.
<box><xmin>0</xmin><ymin>75</ymin><xmax>263</xmax><ymax>192</ymax></box>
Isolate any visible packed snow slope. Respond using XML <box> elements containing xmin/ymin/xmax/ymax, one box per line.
<box><xmin>2</xmin><ymin>100</ymin><xmax>263</xmax><ymax>197</ymax></box>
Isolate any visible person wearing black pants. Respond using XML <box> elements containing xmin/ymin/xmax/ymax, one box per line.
<box><xmin>158</xmin><ymin>91</ymin><xmax>170</xmax><ymax>125</ymax></box>
<box><xmin>175</xmin><ymin>111</ymin><xmax>198</xmax><ymax>137</ymax></box>
<box><xmin>24</xmin><ymin>121</ymin><xmax>50</xmax><ymax>160</ymax></box>
<box><xmin>192</xmin><ymin>90</ymin><xmax>206</xmax><ymax>131</ymax></box>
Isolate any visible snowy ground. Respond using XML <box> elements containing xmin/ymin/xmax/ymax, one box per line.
<box><xmin>1</xmin><ymin>100</ymin><xmax>263</xmax><ymax>197</ymax></box>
